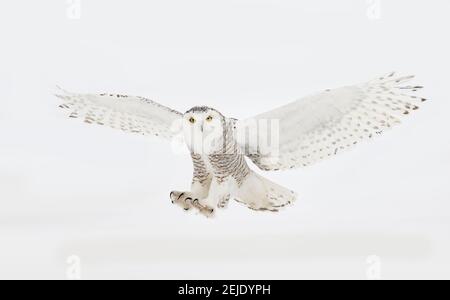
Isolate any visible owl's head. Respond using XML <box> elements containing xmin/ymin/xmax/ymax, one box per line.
<box><xmin>182</xmin><ymin>106</ymin><xmax>226</xmax><ymax>154</ymax></box>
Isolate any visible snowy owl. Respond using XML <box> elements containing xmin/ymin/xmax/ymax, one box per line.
<box><xmin>56</xmin><ymin>73</ymin><xmax>426</xmax><ymax>217</ymax></box>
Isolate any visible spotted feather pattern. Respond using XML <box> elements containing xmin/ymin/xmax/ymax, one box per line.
<box><xmin>191</xmin><ymin>153</ymin><xmax>211</xmax><ymax>185</ymax></box>
<box><xmin>239</xmin><ymin>73</ymin><xmax>427</xmax><ymax>171</ymax></box>
<box><xmin>208</xmin><ymin>120</ymin><xmax>251</xmax><ymax>186</ymax></box>
<box><xmin>55</xmin><ymin>88</ymin><xmax>182</xmax><ymax>139</ymax></box>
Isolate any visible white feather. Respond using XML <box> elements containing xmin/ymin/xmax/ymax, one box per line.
<box><xmin>238</xmin><ymin>73</ymin><xmax>427</xmax><ymax>171</ymax></box>
<box><xmin>236</xmin><ymin>171</ymin><xmax>297</xmax><ymax>212</ymax></box>
<box><xmin>55</xmin><ymin>88</ymin><xmax>182</xmax><ymax>139</ymax></box>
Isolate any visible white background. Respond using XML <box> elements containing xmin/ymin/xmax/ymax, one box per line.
<box><xmin>0</xmin><ymin>0</ymin><xmax>449</xmax><ymax>279</ymax></box>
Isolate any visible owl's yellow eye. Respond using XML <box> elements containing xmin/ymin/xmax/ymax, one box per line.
<box><xmin>189</xmin><ymin>117</ymin><xmax>196</xmax><ymax>124</ymax></box>
<box><xmin>206</xmin><ymin>116</ymin><xmax>213</xmax><ymax>122</ymax></box>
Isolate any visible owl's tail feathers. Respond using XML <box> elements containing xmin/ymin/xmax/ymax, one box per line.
<box><xmin>235</xmin><ymin>171</ymin><xmax>297</xmax><ymax>212</ymax></box>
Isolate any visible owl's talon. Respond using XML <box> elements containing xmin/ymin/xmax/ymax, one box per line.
<box><xmin>199</xmin><ymin>206</ymin><xmax>215</xmax><ymax>218</ymax></box>
<box><xmin>170</xmin><ymin>191</ymin><xmax>215</xmax><ymax>217</ymax></box>
<box><xmin>170</xmin><ymin>191</ymin><xmax>192</xmax><ymax>210</ymax></box>
<box><xmin>192</xmin><ymin>199</ymin><xmax>215</xmax><ymax>218</ymax></box>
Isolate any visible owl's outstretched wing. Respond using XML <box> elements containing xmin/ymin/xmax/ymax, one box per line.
<box><xmin>237</xmin><ymin>73</ymin><xmax>427</xmax><ymax>171</ymax></box>
<box><xmin>55</xmin><ymin>88</ymin><xmax>182</xmax><ymax>139</ymax></box>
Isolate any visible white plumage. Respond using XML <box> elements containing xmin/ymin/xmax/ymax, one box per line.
<box><xmin>56</xmin><ymin>88</ymin><xmax>182</xmax><ymax>139</ymax></box>
<box><xmin>56</xmin><ymin>73</ymin><xmax>426</xmax><ymax>217</ymax></box>
<box><xmin>238</xmin><ymin>73</ymin><xmax>425</xmax><ymax>170</ymax></box>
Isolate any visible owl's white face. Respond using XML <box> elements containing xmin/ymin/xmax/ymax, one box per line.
<box><xmin>183</xmin><ymin>107</ymin><xmax>225</xmax><ymax>155</ymax></box>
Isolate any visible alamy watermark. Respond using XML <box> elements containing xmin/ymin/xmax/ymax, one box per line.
<box><xmin>169</xmin><ymin>118</ymin><xmax>281</xmax><ymax>164</ymax></box>
<box><xmin>66</xmin><ymin>255</ymin><xmax>82</xmax><ymax>280</ymax></box>
<box><xmin>366</xmin><ymin>0</ymin><xmax>382</xmax><ymax>20</ymax></box>
<box><xmin>366</xmin><ymin>255</ymin><xmax>382</xmax><ymax>280</ymax></box>
<box><xmin>66</xmin><ymin>0</ymin><xmax>82</xmax><ymax>20</ymax></box>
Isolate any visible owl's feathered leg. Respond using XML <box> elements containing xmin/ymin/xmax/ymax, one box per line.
<box><xmin>194</xmin><ymin>178</ymin><xmax>232</xmax><ymax>217</ymax></box>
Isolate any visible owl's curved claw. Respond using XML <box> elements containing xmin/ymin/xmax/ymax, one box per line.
<box><xmin>170</xmin><ymin>191</ymin><xmax>193</xmax><ymax>211</ymax></box>
<box><xmin>184</xmin><ymin>197</ymin><xmax>193</xmax><ymax>210</ymax></box>
<box><xmin>191</xmin><ymin>199</ymin><xmax>215</xmax><ymax>218</ymax></box>
<box><xmin>199</xmin><ymin>206</ymin><xmax>215</xmax><ymax>218</ymax></box>
<box><xmin>170</xmin><ymin>191</ymin><xmax>215</xmax><ymax>217</ymax></box>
